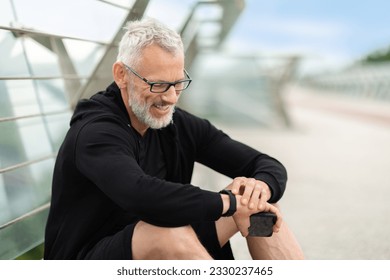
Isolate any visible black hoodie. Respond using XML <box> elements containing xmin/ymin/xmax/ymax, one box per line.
<box><xmin>44</xmin><ymin>82</ymin><xmax>287</xmax><ymax>259</ymax></box>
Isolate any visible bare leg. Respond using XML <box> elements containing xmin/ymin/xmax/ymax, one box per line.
<box><xmin>132</xmin><ymin>221</ymin><xmax>213</xmax><ymax>260</ymax></box>
<box><xmin>246</xmin><ymin>222</ymin><xmax>304</xmax><ymax>259</ymax></box>
<box><xmin>215</xmin><ymin>205</ymin><xmax>304</xmax><ymax>260</ymax></box>
<box><xmin>215</xmin><ymin>216</ymin><xmax>239</xmax><ymax>247</ymax></box>
<box><xmin>246</xmin><ymin>204</ymin><xmax>304</xmax><ymax>260</ymax></box>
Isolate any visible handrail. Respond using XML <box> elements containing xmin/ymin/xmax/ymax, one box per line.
<box><xmin>97</xmin><ymin>0</ymin><xmax>130</xmax><ymax>10</ymax></box>
<box><xmin>0</xmin><ymin>25</ymin><xmax>109</xmax><ymax>45</ymax></box>
<box><xmin>0</xmin><ymin>203</ymin><xmax>51</xmax><ymax>230</ymax></box>
<box><xmin>303</xmin><ymin>62</ymin><xmax>390</xmax><ymax>100</ymax></box>
<box><xmin>0</xmin><ymin>75</ymin><xmax>90</xmax><ymax>80</ymax></box>
<box><xmin>0</xmin><ymin>108</ymin><xmax>70</xmax><ymax>123</ymax></box>
<box><xmin>0</xmin><ymin>154</ymin><xmax>57</xmax><ymax>174</ymax></box>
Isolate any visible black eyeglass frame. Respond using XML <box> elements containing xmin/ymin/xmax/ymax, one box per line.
<box><xmin>123</xmin><ymin>63</ymin><xmax>192</xmax><ymax>93</ymax></box>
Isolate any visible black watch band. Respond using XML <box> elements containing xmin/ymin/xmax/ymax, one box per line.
<box><xmin>219</xmin><ymin>189</ymin><xmax>237</xmax><ymax>217</ymax></box>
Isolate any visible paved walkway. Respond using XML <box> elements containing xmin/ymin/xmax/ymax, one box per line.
<box><xmin>191</xmin><ymin>85</ymin><xmax>390</xmax><ymax>259</ymax></box>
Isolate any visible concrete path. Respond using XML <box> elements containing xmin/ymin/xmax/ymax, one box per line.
<box><xmin>191</xmin><ymin>85</ymin><xmax>390</xmax><ymax>259</ymax></box>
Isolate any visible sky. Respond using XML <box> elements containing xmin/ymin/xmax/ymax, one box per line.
<box><xmin>224</xmin><ymin>0</ymin><xmax>390</xmax><ymax>71</ymax></box>
<box><xmin>2</xmin><ymin>0</ymin><xmax>390</xmax><ymax>73</ymax></box>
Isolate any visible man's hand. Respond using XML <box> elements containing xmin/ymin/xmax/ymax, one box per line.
<box><xmin>226</xmin><ymin>177</ymin><xmax>271</xmax><ymax>212</ymax></box>
<box><xmin>232</xmin><ymin>196</ymin><xmax>282</xmax><ymax>237</ymax></box>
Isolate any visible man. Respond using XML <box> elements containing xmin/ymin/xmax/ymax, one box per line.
<box><xmin>44</xmin><ymin>18</ymin><xmax>303</xmax><ymax>260</ymax></box>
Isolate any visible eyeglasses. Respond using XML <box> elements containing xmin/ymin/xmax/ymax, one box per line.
<box><xmin>123</xmin><ymin>63</ymin><xmax>192</xmax><ymax>93</ymax></box>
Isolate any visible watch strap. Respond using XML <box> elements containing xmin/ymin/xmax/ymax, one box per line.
<box><xmin>219</xmin><ymin>189</ymin><xmax>237</xmax><ymax>217</ymax></box>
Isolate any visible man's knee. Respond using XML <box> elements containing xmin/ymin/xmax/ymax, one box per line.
<box><xmin>132</xmin><ymin>222</ymin><xmax>212</xmax><ymax>259</ymax></box>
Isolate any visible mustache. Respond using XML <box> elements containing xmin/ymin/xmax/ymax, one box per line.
<box><xmin>153</xmin><ymin>101</ymin><xmax>173</xmax><ymax>107</ymax></box>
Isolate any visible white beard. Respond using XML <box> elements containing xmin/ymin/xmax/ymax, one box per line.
<box><xmin>128</xmin><ymin>91</ymin><xmax>175</xmax><ymax>129</ymax></box>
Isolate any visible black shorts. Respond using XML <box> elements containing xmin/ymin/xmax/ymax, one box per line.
<box><xmin>81</xmin><ymin>221</ymin><xmax>234</xmax><ymax>260</ymax></box>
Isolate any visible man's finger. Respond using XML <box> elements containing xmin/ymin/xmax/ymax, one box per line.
<box><xmin>240</xmin><ymin>178</ymin><xmax>256</xmax><ymax>206</ymax></box>
<box><xmin>230</xmin><ymin>177</ymin><xmax>246</xmax><ymax>195</ymax></box>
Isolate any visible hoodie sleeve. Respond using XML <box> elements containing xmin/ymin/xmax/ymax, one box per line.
<box><xmin>74</xmin><ymin>116</ymin><xmax>223</xmax><ymax>227</ymax></box>
<box><xmin>175</xmin><ymin>110</ymin><xmax>287</xmax><ymax>203</ymax></box>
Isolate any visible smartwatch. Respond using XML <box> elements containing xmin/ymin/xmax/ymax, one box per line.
<box><xmin>219</xmin><ymin>189</ymin><xmax>237</xmax><ymax>217</ymax></box>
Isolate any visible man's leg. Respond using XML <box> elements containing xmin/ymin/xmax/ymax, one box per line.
<box><xmin>131</xmin><ymin>221</ymin><xmax>213</xmax><ymax>260</ymax></box>
<box><xmin>246</xmin><ymin>203</ymin><xmax>304</xmax><ymax>260</ymax></box>
<box><xmin>246</xmin><ymin>221</ymin><xmax>304</xmax><ymax>260</ymax></box>
<box><xmin>215</xmin><ymin>204</ymin><xmax>304</xmax><ymax>260</ymax></box>
<box><xmin>215</xmin><ymin>216</ymin><xmax>239</xmax><ymax>247</ymax></box>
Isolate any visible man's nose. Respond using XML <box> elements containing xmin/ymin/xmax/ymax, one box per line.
<box><xmin>161</xmin><ymin>85</ymin><xmax>179</xmax><ymax>104</ymax></box>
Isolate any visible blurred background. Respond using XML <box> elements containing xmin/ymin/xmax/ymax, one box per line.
<box><xmin>1</xmin><ymin>0</ymin><xmax>389</xmax><ymax>260</ymax></box>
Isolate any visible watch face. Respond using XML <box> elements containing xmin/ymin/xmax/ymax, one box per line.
<box><xmin>248</xmin><ymin>212</ymin><xmax>276</xmax><ymax>237</ymax></box>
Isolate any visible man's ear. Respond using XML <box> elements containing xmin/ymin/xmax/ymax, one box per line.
<box><xmin>113</xmin><ymin>62</ymin><xmax>127</xmax><ymax>89</ymax></box>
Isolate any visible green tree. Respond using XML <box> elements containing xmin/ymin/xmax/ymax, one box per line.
<box><xmin>361</xmin><ymin>46</ymin><xmax>390</xmax><ymax>63</ymax></box>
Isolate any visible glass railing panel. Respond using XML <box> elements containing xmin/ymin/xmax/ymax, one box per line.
<box><xmin>0</xmin><ymin>117</ymin><xmax>53</xmax><ymax>169</ymax></box>
<box><xmin>0</xmin><ymin>30</ymin><xmax>30</xmax><ymax>77</ymax></box>
<box><xmin>44</xmin><ymin>112</ymin><xmax>72</xmax><ymax>152</ymax></box>
<box><xmin>11</xmin><ymin>0</ymin><xmax>127</xmax><ymax>42</ymax></box>
<box><xmin>0</xmin><ymin>159</ymin><xmax>53</xmax><ymax>224</ymax></box>
<box><xmin>0</xmin><ymin>205</ymin><xmax>49</xmax><ymax>260</ymax></box>
<box><xmin>34</xmin><ymin>80</ymin><xmax>70</xmax><ymax>113</ymax></box>
<box><xmin>181</xmin><ymin>52</ymin><xmax>274</xmax><ymax>125</ymax></box>
<box><xmin>0</xmin><ymin>1</ymin><xmax>13</xmax><ymax>26</ymax></box>
<box><xmin>62</xmin><ymin>39</ymin><xmax>105</xmax><ymax>76</ymax></box>
<box><xmin>24</xmin><ymin>38</ymin><xmax>61</xmax><ymax>76</ymax></box>
<box><xmin>0</xmin><ymin>80</ymin><xmax>41</xmax><ymax>119</ymax></box>
<box><xmin>147</xmin><ymin>0</ymin><xmax>198</xmax><ymax>30</ymax></box>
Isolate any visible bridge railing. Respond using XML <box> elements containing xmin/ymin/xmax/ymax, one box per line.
<box><xmin>302</xmin><ymin>62</ymin><xmax>390</xmax><ymax>101</ymax></box>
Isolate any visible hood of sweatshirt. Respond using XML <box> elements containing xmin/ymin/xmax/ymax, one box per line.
<box><xmin>70</xmin><ymin>82</ymin><xmax>130</xmax><ymax>127</ymax></box>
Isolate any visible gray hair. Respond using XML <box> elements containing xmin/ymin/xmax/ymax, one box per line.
<box><xmin>117</xmin><ymin>18</ymin><xmax>184</xmax><ymax>67</ymax></box>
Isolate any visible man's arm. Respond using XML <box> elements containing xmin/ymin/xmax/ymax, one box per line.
<box><xmin>191</xmin><ymin>117</ymin><xmax>287</xmax><ymax>202</ymax></box>
<box><xmin>74</xmin><ymin>117</ymin><xmax>223</xmax><ymax>227</ymax></box>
